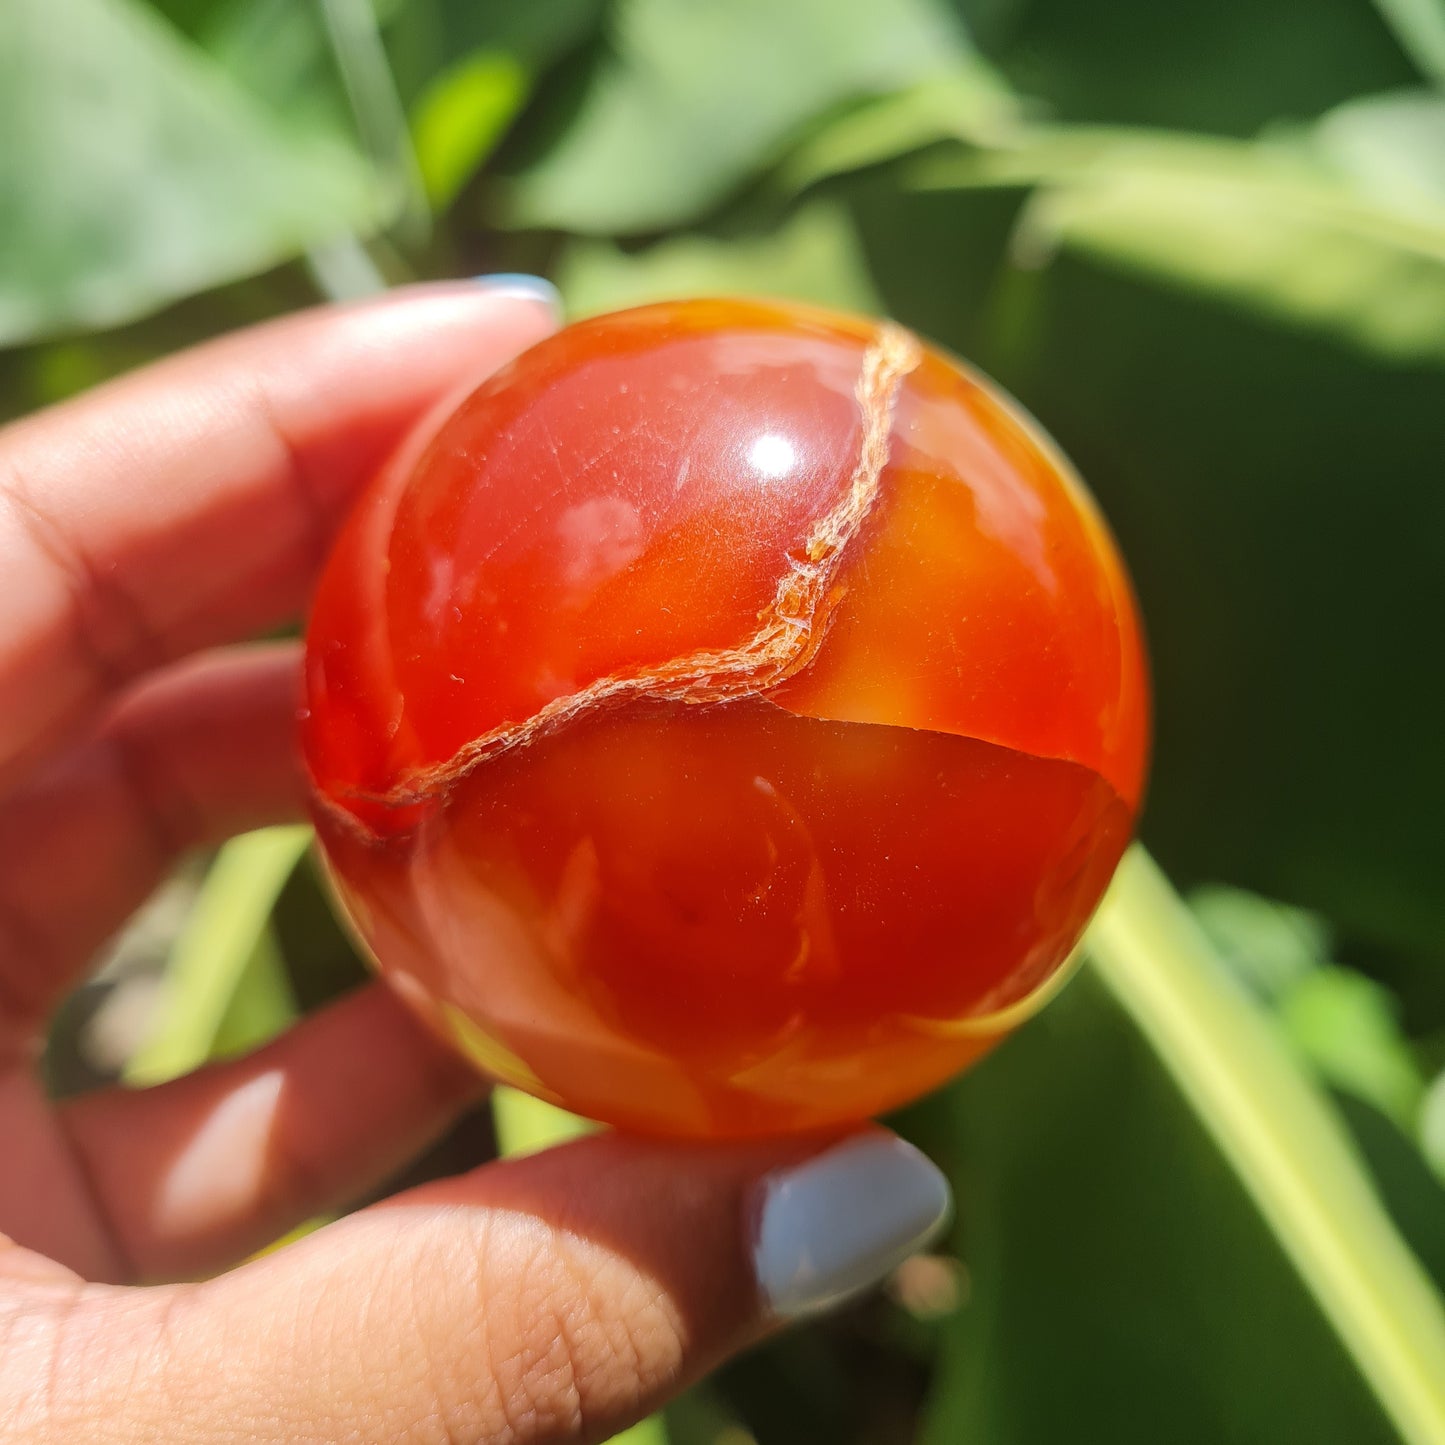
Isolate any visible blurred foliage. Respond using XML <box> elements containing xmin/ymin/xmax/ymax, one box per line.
<box><xmin>557</xmin><ymin>200</ymin><xmax>883</xmax><ymax>318</ymax></box>
<box><xmin>125</xmin><ymin>826</ymin><xmax>309</xmax><ymax>1085</ymax></box>
<box><xmin>7</xmin><ymin>0</ymin><xmax>1445</xmax><ymax>1440</ymax></box>
<box><xmin>497</xmin><ymin>0</ymin><xmax>967</xmax><ymax>233</ymax></box>
<box><xmin>0</xmin><ymin>0</ymin><xmax>387</xmax><ymax>342</ymax></box>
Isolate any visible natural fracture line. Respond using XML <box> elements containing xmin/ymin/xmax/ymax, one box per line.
<box><xmin>349</xmin><ymin>322</ymin><xmax>923</xmax><ymax>812</ymax></box>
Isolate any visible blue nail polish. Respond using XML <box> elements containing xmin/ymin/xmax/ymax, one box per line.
<box><xmin>472</xmin><ymin>273</ymin><xmax>563</xmax><ymax>317</ymax></box>
<box><xmin>754</xmin><ymin>1135</ymin><xmax>952</xmax><ymax>1319</ymax></box>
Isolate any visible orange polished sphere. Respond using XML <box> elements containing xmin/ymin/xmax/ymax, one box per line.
<box><xmin>302</xmin><ymin>298</ymin><xmax>1149</xmax><ymax>1138</ymax></box>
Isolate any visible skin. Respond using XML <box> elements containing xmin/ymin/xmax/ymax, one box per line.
<box><xmin>0</xmin><ymin>287</ymin><xmax>862</xmax><ymax>1444</ymax></box>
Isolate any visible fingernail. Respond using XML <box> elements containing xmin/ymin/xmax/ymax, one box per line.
<box><xmin>753</xmin><ymin>1133</ymin><xmax>952</xmax><ymax>1318</ymax></box>
<box><xmin>473</xmin><ymin>273</ymin><xmax>563</xmax><ymax>319</ymax></box>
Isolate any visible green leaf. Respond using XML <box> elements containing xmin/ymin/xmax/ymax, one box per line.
<box><xmin>1189</xmin><ymin>884</ymin><xmax>1332</xmax><ymax>1001</ymax></box>
<box><xmin>174</xmin><ymin>0</ymin><xmax>353</xmax><ymax>138</ymax></box>
<box><xmin>1336</xmin><ymin>1094</ymin><xmax>1445</xmax><ymax>1296</ymax></box>
<box><xmin>0</xmin><ymin>0</ymin><xmax>390</xmax><ymax>345</ymax></box>
<box><xmin>957</xmin><ymin>0</ymin><xmax>1417</xmax><ymax>136</ymax></box>
<box><xmin>906</xmin><ymin>119</ymin><xmax>1445</xmax><ymax>364</ymax></box>
<box><xmin>1421</xmin><ymin>1072</ymin><xmax>1445</xmax><ymax>1181</ymax></box>
<box><xmin>208</xmin><ymin>922</ymin><xmax>298</xmax><ymax>1061</ymax></box>
<box><xmin>1313</xmin><ymin>90</ymin><xmax>1445</xmax><ymax>215</ymax></box>
<box><xmin>1089</xmin><ymin>849</ymin><xmax>1445</xmax><ymax>1443</ymax></box>
<box><xmin>773</xmin><ymin>67</ymin><xmax>1022</xmax><ymax>197</ymax></box>
<box><xmin>1191</xmin><ymin>886</ymin><xmax>1438</xmax><ymax>1211</ymax></box>
<box><xmin>603</xmin><ymin>1418</ymin><xmax>670</xmax><ymax>1445</ymax></box>
<box><xmin>412</xmin><ymin>51</ymin><xmax>530</xmax><ymax>211</ymax></box>
<box><xmin>1279</xmin><ymin>968</ymin><xmax>1427</xmax><ymax>1130</ymax></box>
<box><xmin>126</xmin><ymin>826</ymin><xmax>311</xmax><ymax>1085</ymax></box>
<box><xmin>921</xmin><ymin>847</ymin><xmax>1445</xmax><ymax>1444</ymax></box>
<box><xmin>556</xmin><ymin>200</ymin><xmax>882</xmax><ymax>318</ymax></box>
<box><xmin>1023</xmin><ymin>158</ymin><xmax>1445</xmax><ymax>364</ymax></box>
<box><xmin>382</xmin><ymin>0</ymin><xmax>603</xmax><ymax>106</ymax></box>
<box><xmin>1369</xmin><ymin>0</ymin><xmax>1445</xmax><ymax>88</ymax></box>
<box><xmin>778</xmin><ymin>80</ymin><xmax>1445</xmax><ymax>365</ymax></box>
<box><xmin>500</xmin><ymin>0</ymin><xmax>969</xmax><ymax>234</ymax></box>
<box><xmin>491</xmin><ymin>1086</ymin><xmax>596</xmax><ymax>1158</ymax></box>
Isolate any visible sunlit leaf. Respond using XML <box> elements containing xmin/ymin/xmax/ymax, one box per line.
<box><xmin>208</xmin><ymin>922</ymin><xmax>298</xmax><ymax>1061</ymax></box>
<box><xmin>125</xmin><ymin>826</ymin><xmax>311</xmax><ymax>1085</ymax></box>
<box><xmin>777</xmin><ymin>76</ymin><xmax>1445</xmax><ymax>367</ymax></box>
<box><xmin>1190</xmin><ymin>884</ymin><xmax>1331</xmax><ymax>1001</ymax></box>
<box><xmin>491</xmin><ymin>1086</ymin><xmax>596</xmax><ymax>1158</ymax></box>
<box><xmin>1313</xmin><ymin>89</ymin><xmax>1445</xmax><ymax>213</ymax></box>
<box><xmin>919</xmin><ymin>849</ymin><xmax>1445</xmax><ymax>1445</ymax></box>
<box><xmin>904</xmin><ymin>121</ymin><xmax>1445</xmax><ymax>364</ymax></box>
<box><xmin>315</xmin><ymin>0</ymin><xmax>429</xmax><ymax>242</ymax></box>
<box><xmin>1191</xmin><ymin>885</ymin><xmax>1437</xmax><ymax>1211</ymax></box>
<box><xmin>556</xmin><ymin>200</ymin><xmax>881</xmax><ymax>318</ymax></box>
<box><xmin>1279</xmin><ymin>968</ymin><xmax>1426</xmax><ymax>1130</ymax></box>
<box><xmin>603</xmin><ymin>1417</ymin><xmax>670</xmax><ymax>1445</ymax></box>
<box><xmin>1018</xmin><ymin>166</ymin><xmax>1445</xmax><ymax>363</ymax></box>
<box><xmin>1089</xmin><ymin>849</ymin><xmax>1445</xmax><ymax>1445</ymax></box>
<box><xmin>1421</xmin><ymin>1073</ymin><xmax>1445</xmax><ymax>1182</ymax></box>
<box><xmin>0</xmin><ymin>0</ymin><xmax>389</xmax><ymax>345</ymax></box>
<box><xmin>772</xmin><ymin>67</ymin><xmax>1021</xmax><ymax>197</ymax></box>
<box><xmin>412</xmin><ymin>51</ymin><xmax>529</xmax><ymax>210</ymax></box>
<box><xmin>500</xmin><ymin>0</ymin><xmax>969</xmax><ymax>233</ymax></box>
<box><xmin>1369</xmin><ymin>0</ymin><xmax>1445</xmax><ymax>88</ymax></box>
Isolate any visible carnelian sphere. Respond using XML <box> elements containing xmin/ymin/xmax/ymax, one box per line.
<box><xmin>302</xmin><ymin>297</ymin><xmax>1149</xmax><ymax>1138</ymax></box>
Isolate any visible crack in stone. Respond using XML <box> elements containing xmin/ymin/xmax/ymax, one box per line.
<box><xmin>340</xmin><ymin>322</ymin><xmax>922</xmax><ymax>816</ymax></box>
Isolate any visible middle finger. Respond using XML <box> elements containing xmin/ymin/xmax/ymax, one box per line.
<box><xmin>0</xmin><ymin>642</ymin><xmax>304</xmax><ymax>1050</ymax></box>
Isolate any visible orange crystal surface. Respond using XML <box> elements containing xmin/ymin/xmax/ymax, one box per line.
<box><xmin>302</xmin><ymin>298</ymin><xmax>1149</xmax><ymax>1137</ymax></box>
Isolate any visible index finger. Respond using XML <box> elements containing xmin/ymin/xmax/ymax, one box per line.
<box><xmin>0</xmin><ymin>280</ymin><xmax>559</xmax><ymax>791</ymax></box>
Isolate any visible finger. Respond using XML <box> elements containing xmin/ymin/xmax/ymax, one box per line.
<box><xmin>0</xmin><ymin>642</ymin><xmax>305</xmax><ymax>1043</ymax></box>
<box><xmin>0</xmin><ymin>280</ymin><xmax>559</xmax><ymax>790</ymax></box>
<box><xmin>0</xmin><ymin>1230</ymin><xmax>83</xmax><ymax>1286</ymax></box>
<box><xmin>36</xmin><ymin>1129</ymin><xmax>950</xmax><ymax>1443</ymax></box>
<box><xmin>0</xmin><ymin>1067</ymin><xmax>130</xmax><ymax>1283</ymax></box>
<box><xmin>57</xmin><ymin>984</ymin><xmax>483</xmax><ymax>1284</ymax></box>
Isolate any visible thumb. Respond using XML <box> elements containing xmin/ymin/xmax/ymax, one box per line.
<box><xmin>41</xmin><ymin>1128</ymin><xmax>950</xmax><ymax>1444</ymax></box>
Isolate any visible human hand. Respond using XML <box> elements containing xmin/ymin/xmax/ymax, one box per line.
<box><xmin>0</xmin><ymin>284</ymin><xmax>951</xmax><ymax>1444</ymax></box>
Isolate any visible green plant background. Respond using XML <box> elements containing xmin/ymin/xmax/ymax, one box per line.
<box><xmin>6</xmin><ymin>0</ymin><xmax>1445</xmax><ymax>1441</ymax></box>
